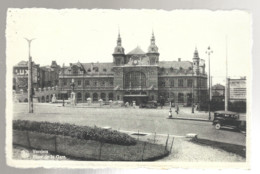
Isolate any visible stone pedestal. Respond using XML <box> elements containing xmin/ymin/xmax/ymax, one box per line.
<box><xmin>70</xmin><ymin>92</ymin><xmax>76</xmax><ymax>106</ymax></box>
<box><xmin>51</xmin><ymin>94</ymin><xmax>57</xmax><ymax>103</ymax></box>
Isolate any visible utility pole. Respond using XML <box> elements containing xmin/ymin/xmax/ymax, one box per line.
<box><xmin>206</xmin><ymin>46</ymin><xmax>213</xmax><ymax>120</ymax></box>
<box><xmin>225</xmin><ymin>35</ymin><xmax>229</xmax><ymax>111</ymax></box>
<box><xmin>191</xmin><ymin>63</ymin><xmax>194</xmax><ymax>113</ymax></box>
<box><xmin>24</xmin><ymin>38</ymin><xmax>35</xmax><ymax>113</ymax></box>
<box><xmin>62</xmin><ymin>63</ymin><xmax>65</xmax><ymax>106</ymax></box>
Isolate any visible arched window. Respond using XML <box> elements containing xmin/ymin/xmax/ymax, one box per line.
<box><xmin>93</xmin><ymin>93</ymin><xmax>98</xmax><ymax>102</ymax></box>
<box><xmin>41</xmin><ymin>96</ymin><xmax>45</xmax><ymax>103</ymax></box>
<box><xmin>124</xmin><ymin>71</ymin><xmax>146</xmax><ymax>88</ymax></box>
<box><xmin>77</xmin><ymin>92</ymin><xmax>82</xmax><ymax>102</ymax></box>
<box><xmin>108</xmin><ymin>93</ymin><xmax>114</xmax><ymax>101</ymax></box>
<box><xmin>101</xmin><ymin>93</ymin><xmax>106</xmax><ymax>101</ymax></box>
<box><xmin>85</xmin><ymin>93</ymin><xmax>90</xmax><ymax>100</ymax></box>
<box><xmin>46</xmin><ymin>95</ymin><xmax>49</xmax><ymax>102</ymax></box>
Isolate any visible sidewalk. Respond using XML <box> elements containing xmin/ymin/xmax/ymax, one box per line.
<box><xmin>168</xmin><ymin>107</ymin><xmax>214</xmax><ymax>122</ymax></box>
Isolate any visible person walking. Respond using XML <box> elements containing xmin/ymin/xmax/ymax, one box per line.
<box><xmin>168</xmin><ymin>108</ymin><xmax>173</xmax><ymax>118</ymax></box>
<box><xmin>175</xmin><ymin>104</ymin><xmax>179</xmax><ymax>114</ymax></box>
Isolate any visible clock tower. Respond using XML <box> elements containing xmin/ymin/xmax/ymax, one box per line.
<box><xmin>113</xmin><ymin>32</ymin><xmax>125</xmax><ymax>66</ymax></box>
<box><xmin>147</xmin><ymin>31</ymin><xmax>160</xmax><ymax>65</ymax></box>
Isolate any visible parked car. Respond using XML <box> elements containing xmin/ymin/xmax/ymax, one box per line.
<box><xmin>212</xmin><ymin>111</ymin><xmax>246</xmax><ymax>131</ymax></box>
<box><xmin>139</xmin><ymin>101</ymin><xmax>158</xmax><ymax>109</ymax></box>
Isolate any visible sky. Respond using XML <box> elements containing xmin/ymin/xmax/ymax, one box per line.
<box><xmin>6</xmin><ymin>9</ymin><xmax>251</xmax><ymax>85</ymax></box>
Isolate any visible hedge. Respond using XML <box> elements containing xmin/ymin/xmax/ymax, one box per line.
<box><xmin>13</xmin><ymin>120</ymin><xmax>136</xmax><ymax>146</ymax></box>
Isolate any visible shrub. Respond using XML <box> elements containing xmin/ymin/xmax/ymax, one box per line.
<box><xmin>13</xmin><ymin>120</ymin><xmax>136</xmax><ymax>146</ymax></box>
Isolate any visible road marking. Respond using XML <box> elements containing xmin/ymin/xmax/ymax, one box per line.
<box><xmin>117</xmin><ymin>129</ymin><xmax>185</xmax><ymax>138</ymax></box>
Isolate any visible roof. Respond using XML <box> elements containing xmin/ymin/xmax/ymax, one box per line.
<box><xmin>74</xmin><ymin>62</ymin><xmax>114</xmax><ymax>75</ymax></box>
<box><xmin>159</xmin><ymin>61</ymin><xmax>192</xmax><ymax>70</ymax></box>
<box><xmin>214</xmin><ymin>111</ymin><xmax>238</xmax><ymax>115</ymax></box>
<box><xmin>15</xmin><ymin>61</ymin><xmax>38</xmax><ymax>67</ymax></box>
<box><xmin>127</xmin><ymin>46</ymin><xmax>146</xmax><ymax>55</ymax></box>
<box><xmin>212</xmin><ymin>84</ymin><xmax>225</xmax><ymax>90</ymax></box>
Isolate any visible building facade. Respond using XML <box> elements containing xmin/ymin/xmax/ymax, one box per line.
<box><xmin>13</xmin><ymin>61</ymin><xmax>60</xmax><ymax>93</ymax></box>
<box><xmin>59</xmin><ymin>32</ymin><xmax>208</xmax><ymax>105</ymax></box>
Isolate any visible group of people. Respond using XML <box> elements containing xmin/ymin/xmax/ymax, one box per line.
<box><xmin>168</xmin><ymin>105</ymin><xmax>180</xmax><ymax>118</ymax></box>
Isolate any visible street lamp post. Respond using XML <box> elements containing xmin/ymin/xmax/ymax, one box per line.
<box><xmin>191</xmin><ymin>63</ymin><xmax>194</xmax><ymax>114</ymax></box>
<box><xmin>70</xmin><ymin>78</ymin><xmax>75</xmax><ymax>105</ymax></box>
<box><xmin>24</xmin><ymin>38</ymin><xmax>35</xmax><ymax>113</ymax></box>
<box><xmin>71</xmin><ymin>78</ymin><xmax>75</xmax><ymax>92</ymax></box>
<box><xmin>62</xmin><ymin>63</ymin><xmax>65</xmax><ymax>107</ymax></box>
<box><xmin>206</xmin><ymin>46</ymin><xmax>213</xmax><ymax>120</ymax></box>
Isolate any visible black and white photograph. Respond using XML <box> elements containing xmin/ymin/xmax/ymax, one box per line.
<box><xmin>6</xmin><ymin>8</ymin><xmax>251</xmax><ymax>168</ymax></box>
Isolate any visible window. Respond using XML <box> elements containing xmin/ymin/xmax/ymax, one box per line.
<box><xmin>85</xmin><ymin>93</ymin><xmax>90</xmax><ymax>100</ymax></box>
<box><xmin>188</xmin><ymin>79</ymin><xmax>193</xmax><ymax>87</ymax></box>
<box><xmin>100</xmin><ymin>81</ymin><xmax>105</xmax><ymax>87</ymax></box>
<box><xmin>117</xmin><ymin>95</ymin><xmax>120</xmax><ymax>100</ymax></box>
<box><xmin>150</xmin><ymin>58</ymin><xmax>156</xmax><ymax>65</ymax></box>
<box><xmin>178</xmin><ymin>79</ymin><xmax>183</xmax><ymax>87</ymax></box>
<box><xmin>103</xmin><ymin>68</ymin><xmax>107</xmax><ymax>72</ymax></box>
<box><xmin>72</xmin><ymin>67</ymin><xmax>78</xmax><ymax>74</ymax></box>
<box><xmin>124</xmin><ymin>71</ymin><xmax>146</xmax><ymax>88</ymax></box>
<box><xmin>77</xmin><ymin>92</ymin><xmax>82</xmax><ymax>101</ymax></box>
<box><xmin>178</xmin><ymin>93</ymin><xmax>184</xmax><ymax>103</ymax></box>
<box><xmin>160</xmin><ymin>81</ymin><xmax>165</xmax><ymax>87</ymax></box>
<box><xmin>116</xmin><ymin>59</ymin><xmax>121</xmax><ymax>66</ymax></box>
<box><xmin>87</xmin><ymin>68</ymin><xmax>91</xmax><ymax>72</ymax></box>
<box><xmin>170</xmin><ymin>80</ymin><xmax>174</xmax><ymax>87</ymax></box>
<box><xmin>101</xmin><ymin>93</ymin><xmax>106</xmax><ymax>101</ymax></box>
<box><xmin>63</xmin><ymin>79</ymin><xmax>67</xmax><ymax>86</ymax></box>
<box><xmin>78</xmin><ymin>80</ymin><xmax>82</xmax><ymax>86</ymax></box>
<box><xmin>93</xmin><ymin>81</ymin><xmax>97</xmax><ymax>87</ymax></box>
<box><xmin>93</xmin><ymin>93</ymin><xmax>98</xmax><ymax>102</ymax></box>
<box><xmin>110</xmin><ymin>80</ymin><xmax>113</xmax><ymax>86</ymax></box>
<box><xmin>109</xmin><ymin>93</ymin><xmax>114</xmax><ymax>101</ymax></box>
<box><xmin>85</xmin><ymin>80</ymin><xmax>90</xmax><ymax>86</ymax></box>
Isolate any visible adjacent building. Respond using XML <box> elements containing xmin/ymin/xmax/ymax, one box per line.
<box><xmin>211</xmin><ymin>84</ymin><xmax>225</xmax><ymax>102</ymax></box>
<box><xmin>13</xmin><ymin>60</ymin><xmax>60</xmax><ymax>93</ymax></box>
<box><xmin>59</xmin><ymin>32</ymin><xmax>208</xmax><ymax>105</ymax></box>
<box><xmin>228</xmin><ymin>77</ymin><xmax>246</xmax><ymax>102</ymax></box>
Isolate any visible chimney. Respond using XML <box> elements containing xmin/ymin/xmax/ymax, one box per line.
<box><xmin>178</xmin><ymin>58</ymin><xmax>181</xmax><ymax>62</ymax></box>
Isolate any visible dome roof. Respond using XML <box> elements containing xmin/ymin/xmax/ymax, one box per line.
<box><xmin>127</xmin><ymin>46</ymin><xmax>146</xmax><ymax>55</ymax></box>
<box><xmin>113</xmin><ymin>46</ymin><xmax>125</xmax><ymax>54</ymax></box>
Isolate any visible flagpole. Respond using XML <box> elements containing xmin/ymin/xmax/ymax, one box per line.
<box><xmin>225</xmin><ymin>35</ymin><xmax>228</xmax><ymax>111</ymax></box>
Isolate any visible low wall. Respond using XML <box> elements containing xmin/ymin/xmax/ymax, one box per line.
<box><xmin>13</xmin><ymin>130</ymin><xmax>169</xmax><ymax>161</ymax></box>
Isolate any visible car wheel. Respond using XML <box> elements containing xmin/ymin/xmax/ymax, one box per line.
<box><xmin>215</xmin><ymin>123</ymin><xmax>221</xmax><ymax>130</ymax></box>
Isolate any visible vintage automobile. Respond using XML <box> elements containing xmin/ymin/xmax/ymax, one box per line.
<box><xmin>212</xmin><ymin>111</ymin><xmax>246</xmax><ymax>131</ymax></box>
<box><xmin>139</xmin><ymin>101</ymin><xmax>158</xmax><ymax>109</ymax></box>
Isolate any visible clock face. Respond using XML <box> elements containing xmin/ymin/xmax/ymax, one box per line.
<box><xmin>133</xmin><ymin>60</ymin><xmax>138</xmax><ymax>65</ymax></box>
<box><xmin>134</xmin><ymin>60</ymin><xmax>138</xmax><ymax>65</ymax></box>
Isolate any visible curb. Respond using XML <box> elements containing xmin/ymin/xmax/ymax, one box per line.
<box><xmin>167</xmin><ymin>117</ymin><xmax>212</xmax><ymax>122</ymax></box>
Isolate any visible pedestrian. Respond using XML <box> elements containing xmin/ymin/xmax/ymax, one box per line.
<box><xmin>133</xmin><ymin>101</ymin><xmax>136</xmax><ymax>108</ymax></box>
<box><xmin>175</xmin><ymin>104</ymin><xmax>179</xmax><ymax>114</ymax></box>
<box><xmin>168</xmin><ymin>108</ymin><xmax>172</xmax><ymax>118</ymax></box>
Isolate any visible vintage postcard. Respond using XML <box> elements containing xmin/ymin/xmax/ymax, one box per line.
<box><xmin>5</xmin><ymin>9</ymin><xmax>251</xmax><ymax>169</ymax></box>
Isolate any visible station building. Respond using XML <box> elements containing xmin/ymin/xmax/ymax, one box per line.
<box><xmin>59</xmin><ymin>32</ymin><xmax>208</xmax><ymax>105</ymax></box>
